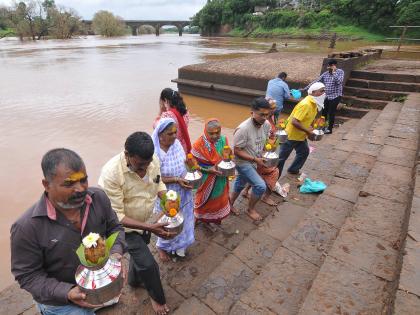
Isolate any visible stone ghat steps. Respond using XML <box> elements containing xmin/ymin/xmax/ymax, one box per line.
<box><xmin>225</xmin><ymin>108</ymin><xmax>385</xmax><ymax>315</ymax></box>
<box><xmin>298</xmin><ymin>94</ymin><xmax>420</xmax><ymax>314</ymax></box>
<box><xmin>168</xmin><ymin>109</ymin><xmax>380</xmax><ymax>314</ymax></box>
<box><xmin>344</xmin><ymin>86</ymin><xmax>407</xmax><ymax>102</ymax></box>
<box><xmin>346</xmin><ymin>78</ymin><xmax>420</xmax><ymax>93</ymax></box>
<box><xmin>342</xmin><ymin>95</ymin><xmax>388</xmax><ymax>110</ymax></box>
<box><xmin>351</xmin><ymin>70</ymin><xmax>420</xmax><ymax>84</ymax></box>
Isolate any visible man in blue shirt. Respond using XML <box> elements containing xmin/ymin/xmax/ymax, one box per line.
<box><xmin>266</xmin><ymin>72</ymin><xmax>291</xmax><ymax>124</ymax></box>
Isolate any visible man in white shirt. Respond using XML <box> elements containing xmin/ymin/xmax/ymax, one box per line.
<box><xmin>99</xmin><ymin>132</ymin><xmax>171</xmax><ymax>315</ymax></box>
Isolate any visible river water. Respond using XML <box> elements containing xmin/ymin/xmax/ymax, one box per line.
<box><xmin>0</xmin><ymin>34</ymin><xmax>394</xmax><ymax>290</ymax></box>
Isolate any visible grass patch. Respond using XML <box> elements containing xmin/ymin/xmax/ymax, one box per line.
<box><xmin>229</xmin><ymin>25</ymin><xmax>387</xmax><ymax>42</ymax></box>
<box><xmin>0</xmin><ymin>28</ymin><xmax>15</xmax><ymax>37</ymax></box>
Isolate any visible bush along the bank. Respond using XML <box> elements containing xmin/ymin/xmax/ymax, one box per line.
<box><xmin>192</xmin><ymin>0</ymin><xmax>420</xmax><ymax>39</ymax></box>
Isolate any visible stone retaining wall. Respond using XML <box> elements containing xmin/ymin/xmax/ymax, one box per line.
<box><xmin>174</xmin><ymin>49</ymin><xmax>383</xmax><ymax>107</ymax></box>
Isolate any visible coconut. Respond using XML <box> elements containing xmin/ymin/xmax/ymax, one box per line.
<box><xmin>84</xmin><ymin>236</ymin><xmax>106</xmax><ymax>264</ymax></box>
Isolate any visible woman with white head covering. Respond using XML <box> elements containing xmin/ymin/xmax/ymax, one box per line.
<box><xmin>152</xmin><ymin>118</ymin><xmax>195</xmax><ymax>262</ymax></box>
<box><xmin>276</xmin><ymin>82</ymin><xmax>325</xmax><ymax>177</ymax></box>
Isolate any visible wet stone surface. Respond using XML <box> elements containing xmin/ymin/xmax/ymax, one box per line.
<box><xmin>197</xmin><ymin>254</ymin><xmax>255</xmax><ymax>314</ymax></box>
<box><xmin>324</xmin><ymin>176</ymin><xmax>361</xmax><ymax>203</ymax></box>
<box><xmin>329</xmin><ymin>227</ymin><xmax>400</xmax><ymax>281</ymax></box>
<box><xmin>298</xmin><ymin>256</ymin><xmax>393</xmax><ymax>315</ymax></box>
<box><xmin>283</xmin><ymin>216</ymin><xmax>338</xmax><ymax>267</ymax></box>
<box><xmin>398</xmin><ymin>238</ymin><xmax>420</xmax><ymax>297</ymax></box>
<box><xmin>347</xmin><ymin>195</ymin><xmax>407</xmax><ymax>244</ymax></box>
<box><xmin>238</xmin><ymin>247</ymin><xmax>318</xmax><ymax>315</ymax></box>
<box><xmin>306</xmin><ymin>194</ymin><xmax>353</xmax><ymax>228</ymax></box>
<box><xmin>393</xmin><ymin>290</ymin><xmax>420</xmax><ymax>315</ymax></box>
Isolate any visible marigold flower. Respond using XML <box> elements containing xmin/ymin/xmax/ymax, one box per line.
<box><xmin>168</xmin><ymin>208</ymin><xmax>178</xmax><ymax>217</ymax></box>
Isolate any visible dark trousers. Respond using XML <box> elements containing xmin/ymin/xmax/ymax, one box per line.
<box><xmin>277</xmin><ymin>140</ymin><xmax>310</xmax><ymax>176</ymax></box>
<box><xmin>126</xmin><ymin>232</ymin><xmax>166</xmax><ymax>305</ymax></box>
<box><xmin>322</xmin><ymin>96</ymin><xmax>341</xmax><ymax>131</ymax></box>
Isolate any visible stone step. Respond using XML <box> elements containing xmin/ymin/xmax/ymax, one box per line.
<box><xmin>346</xmin><ymin>78</ymin><xmax>420</xmax><ymax>93</ymax></box>
<box><xmin>351</xmin><ymin>70</ymin><xmax>420</xmax><ymax>83</ymax></box>
<box><xmin>342</xmin><ymin>95</ymin><xmax>388</xmax><ymax>110</ymax></box>
<box><xmin>337</xmin><ymin>106</ymin><xmax>370</xmax><ymax>119</ymax></box>
<box><xmin>297</xmin><ymin>97</ymin><xmax>419</xmax><ymax>315</ymax></box>
<box><xmin>344</xmin><ymin>86</ymin><xmax>407</xmax><ymax>102</ymax></box>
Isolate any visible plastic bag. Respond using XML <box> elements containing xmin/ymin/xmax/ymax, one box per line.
<box><xmin>299</xmin><ymin>178</ymin><xmax>327</xmax><ymax>194</ymax></box>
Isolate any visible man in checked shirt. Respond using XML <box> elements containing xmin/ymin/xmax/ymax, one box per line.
<box><xmin>302</xmin><ymin>59</ymin><xmax>344</xmax><ymax>134</ymax></box>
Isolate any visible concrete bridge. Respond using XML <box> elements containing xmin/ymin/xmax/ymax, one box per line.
<box><xmin>83</xmin><ymin>20</ymin><xmax>191</xmax><ymax>36</ymax></box>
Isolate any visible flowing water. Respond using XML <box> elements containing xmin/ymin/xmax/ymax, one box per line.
<box><xmin>0</xmin><ymin>34</ymin><xmax>404</xmax><ymax>290</ymax></box>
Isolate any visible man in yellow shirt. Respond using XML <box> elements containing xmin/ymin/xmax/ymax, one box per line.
<box><xmin>99</xmin><ymin>132</ymin><xmax>171</xmax><ymax>315</ymax></box>
<box><xmin>277</xmin><ymin>82</ymin><xmax>326</xmax><ymax>176</ymax></box>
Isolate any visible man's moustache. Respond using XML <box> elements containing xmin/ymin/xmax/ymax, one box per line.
<box><xmin>69</xmin><ymin>191</ymin><xmax>87</xmax><ymax>201</ymax></box>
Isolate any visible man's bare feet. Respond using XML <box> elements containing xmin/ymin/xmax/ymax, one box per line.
<box><xmin>157</xmin><ymin>248</ymin><xmax>170</xmax><ymax>263</ymax></box>
<box><xmin>241</xmin><ymin>188</ymin><xmax>250</xmax><ymax>198</ymax></box>
<box><xmin>150</xmin><ymin>297</ymin><xmax>170</xmax><ymax>315</ymax></box>
<box><xmin>246</xmin><ymin>208</ymin><xmax>262</xmax><ymax>221</ymax></box>
<box><xmin>230</xmin><ymin>205</ymin><xmax>240</xmax><ymax>216</ymax></box>
<box><xmin>261</xmin><ymin>195</ymin><xmax>278</xmax><ymax>206</ymax></box>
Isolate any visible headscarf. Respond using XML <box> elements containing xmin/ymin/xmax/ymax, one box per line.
<box><xmin>192</xmin><ymin>118</ymin><xmax>224</xmax><ymax>166</ymax></box>
<box><xmin>308</xmin><ymin>82</ymin><xmax>325</xmax><ymax>95</ymax></box>
<box><xmin>152</xmin><ymin>117</ymin><xmax>176</xmax><ymax>161</ymax></box>
<box><xmin>169</xmin><ymin>107</ymin><xmax>192</xmax><ymax>153</ymax></box>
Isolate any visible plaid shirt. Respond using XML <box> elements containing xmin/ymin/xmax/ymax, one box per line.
<box><xmin>305</xmin><ymin>69</ymin><xmax>344</xmax><ymax>100</ymax></box>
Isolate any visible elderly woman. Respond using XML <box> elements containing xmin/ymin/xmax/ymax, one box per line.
<box><xmin>152</xmin><ymin>118</ymin><xmax>195</xmax><ymax>262</ymax></box>
<box><xmin>191</xmin><ymin>118</ymin><xmax>234</xmax><ymax>225</ymax></box>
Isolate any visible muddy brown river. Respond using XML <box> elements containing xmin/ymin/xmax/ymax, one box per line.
<box><xmin>0</xmin><ymin>34</ymin><xmax>397</xmax><ymax>290</ymax></box>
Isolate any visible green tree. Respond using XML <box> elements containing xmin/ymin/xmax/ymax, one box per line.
<box><xmin>92</xmin><ymin>10</ymin><xmax>126</xmax><ymax>37</ymax></box>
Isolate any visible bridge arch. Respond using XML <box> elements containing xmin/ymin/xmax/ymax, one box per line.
<box><xmin>125</xmin><ymin>20</ymin><xmax>190</xmax><ymax>36</ymax></box>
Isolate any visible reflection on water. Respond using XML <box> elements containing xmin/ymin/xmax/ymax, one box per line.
<box><xmin>0</xmin><ymin>34</ymin><xmax>416</xmax><ymax>291</ymax></box>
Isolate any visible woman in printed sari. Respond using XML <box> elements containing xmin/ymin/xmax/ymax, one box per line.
<box><xmin>152</xmin><ymin>118</ymin><xmax>195</xmax><ymax>262</ymax></box>
<box><xmin>191</xmin><ymin>119</ymin><xmax>235</xmax><ymax>225</ymax></box>
<box><xmin>157</xmin><ymin>88</ymin><xmax>192</xmax><ymax>154</ymax></box>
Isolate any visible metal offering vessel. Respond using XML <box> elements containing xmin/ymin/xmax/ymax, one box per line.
<box><xmin>75</xmin><ymin>256</ymin><xmax>123</xmax><ymax>305</ymax></box>
<box><xmin>184</xmin><ymin>153</ymin><xmax>203</xmax><ymax>189</ymax></box>
<box><xmin>312</xmin><ymin>129</ymin><xmax>324</xmax><ymax>141</ymax></box>
<box><xmin>275</xmin><ymin>129</ymin><xmax>288</xmax><ymax>143</ymax></box>
<box><xmin>217</xmin><ymin>145</ymin><xmax>236</xmax><ymax>177</ymax></box>
<box><xmin>158</xmin><ymin>211</ymin><xmax>184</xmax><ymax>236</ymax></box>
<box><xmin>263</xmin><ymin>151</ymin><xmax>279</xmax><ymax>167</ymax></box>
<box><xmin>75</xmin><ymin>232</ymin><xmax>123</xmax><ymax>305</ymax></box>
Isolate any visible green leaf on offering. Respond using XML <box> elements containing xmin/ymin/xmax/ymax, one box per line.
<box><xmin>105</xmin><ymin>231</ymin><xmax>119</xmax><ymax>251</ymax></box>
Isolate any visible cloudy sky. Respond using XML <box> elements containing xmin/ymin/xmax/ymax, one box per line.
<box><xmin>0</xmin><ymin>0</ymin><xmax>207</xmax><ymax>19</ymax></box>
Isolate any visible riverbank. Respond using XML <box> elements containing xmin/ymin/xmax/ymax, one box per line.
<box><xmin>228</xmin><ymin>25</ymin><xmax>387</xmax><ymax>42</ymax></box>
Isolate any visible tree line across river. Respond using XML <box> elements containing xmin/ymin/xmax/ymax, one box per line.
<box><xmin>0</xmin><ymin>0</ymin><xmax>198</xmax><ymax>40</ymax></box>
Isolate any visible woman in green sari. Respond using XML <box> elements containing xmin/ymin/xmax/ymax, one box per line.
<box><xmin>191</xmin><ymin>119</ymin><xmax>234</xmax><ymax>224</ymax></box>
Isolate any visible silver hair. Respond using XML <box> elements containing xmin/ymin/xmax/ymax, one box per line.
<box><xmin>206</xmin><ymin>120</ymin><xmax>221</xmax><ymax>130</ymax></box>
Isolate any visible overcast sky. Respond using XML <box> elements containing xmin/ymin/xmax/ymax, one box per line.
<box><xmin>0</xmin><ymin>0</ymin><xmax>207</xmax><ymax>19</ymax></box>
